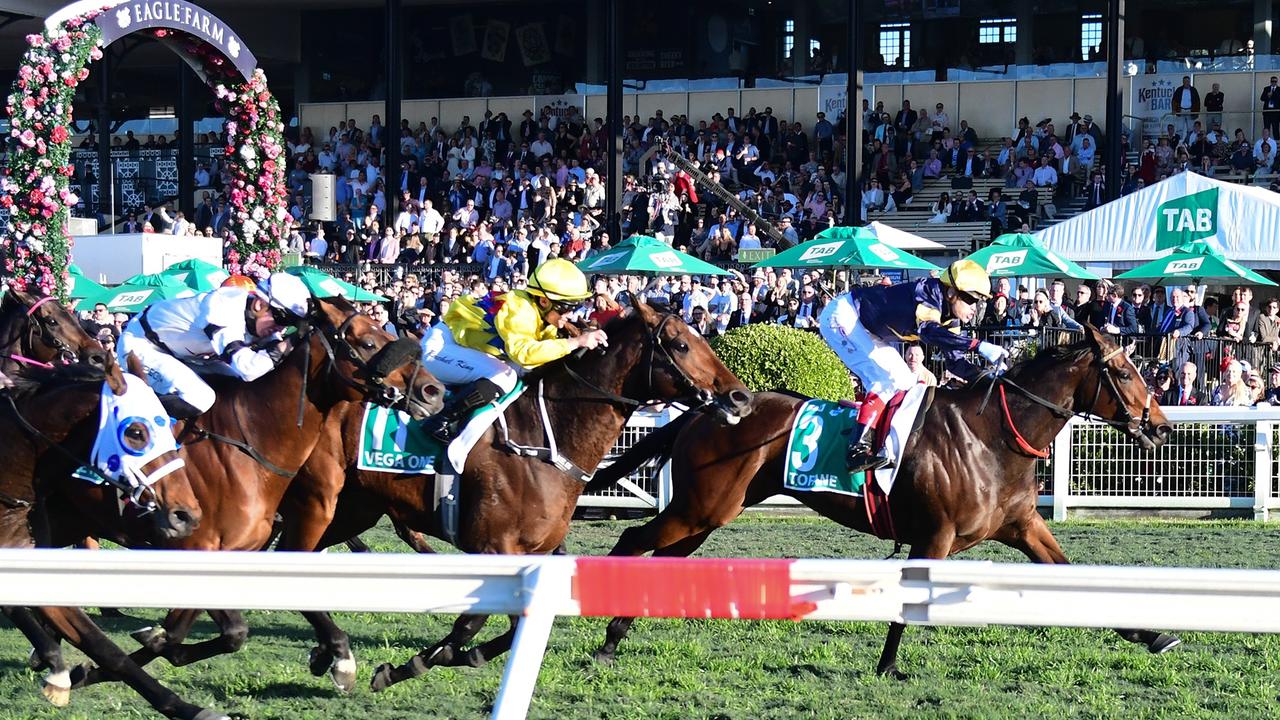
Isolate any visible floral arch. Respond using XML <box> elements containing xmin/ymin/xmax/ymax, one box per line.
<box><xmin>2</xmin><ymin>0</ymin><xmax>289</xmax><ymax>297</ymax></box>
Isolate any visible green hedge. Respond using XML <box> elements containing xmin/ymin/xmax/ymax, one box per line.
<box><xmin>710</xmin><ymin>324</ymin><xmax>856</xmax><ymax>401</ymax></box>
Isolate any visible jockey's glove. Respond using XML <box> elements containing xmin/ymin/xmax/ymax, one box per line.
<box><xmin>977</xmin><ymin>341</ymin><xmax>1010</xmax><ymax>365</ymax></box>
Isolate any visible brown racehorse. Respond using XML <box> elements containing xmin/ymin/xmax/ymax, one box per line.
<box><xmin>0</xmin><ymin>288</ymin><xmax>121</xmax><ymax>391</ymax></box>
<box><xmin>271</xmin><ymin>300</ymin><xmax>752</xmax><ymax>692</ymax></box>
<box><xmin>586</xmin><ymin>324</ymin><xmax>1179</xmax><ymax>678</ymax></box>
<box><xmin>67</xmin><ymin>295</ymin><xmax>443</xmax><ymax>694</ymax></box>
<box><xmin>0</xmin><ymin>355</ymin><xmax>213</xmax><ymax>719</ymax></box>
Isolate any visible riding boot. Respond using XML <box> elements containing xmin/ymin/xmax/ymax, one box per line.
<box><xmin>846</xmin><ymin>392</ymin><xmax>890</xmax><ymax>474</ymax></box>
<box><xmin>427</xmin><ymin>378</ymin><xmax>504</xmax><ymax>444</ymax></box>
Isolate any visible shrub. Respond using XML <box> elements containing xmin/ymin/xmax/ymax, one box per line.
<box><xmin>710</xmin><ymin>323</ymin><xmax>856</xmax><ymax>401</ymax></box>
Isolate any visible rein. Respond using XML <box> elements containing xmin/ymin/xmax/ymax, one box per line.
<box><xmin>0</xmin><ymin>293</ymin><xmax>77</xmax><ymax>371</ymax></box>
<box><xmin>184</xmin><ymin>426</ymin><xmax>297</xmax><ymax>479</ymax></box>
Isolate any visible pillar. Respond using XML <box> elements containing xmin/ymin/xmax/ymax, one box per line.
<box><xmin>1105</xmin><ymin>0</ymin><xmax>1125</xmax><ymax>202</ymax></box>
<box><xmin>844</xmin><ymin>0</ymin><xmax>863</xmax><ymax>220</ymax></box>
<box><xmin>177</xmin><ymin>60</ymin><xmax>195</xmax><ymax>217</ymax></box>
<box><xmin>384</xmin><ymin>0</ymin><xmax>403</xmax><ymax>219</ymax></box>
<box><xmin>97</xmin><ymin>51</ymin><xmax>112</xmax><ymax>229</ymax></box>
<box><xmin>605</xmin><ymin>0</ymin><xmax>623</xmax><ymax>239</ymax></box>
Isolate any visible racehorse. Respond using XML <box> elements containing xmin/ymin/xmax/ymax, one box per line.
<box><xmin>586</xmin><ymin>324</ymin><xmax>1178</xmax><ymax>678</ymax></box>
<box><xmin>67</xmin><ymin>294</ymin><xmax>443</xmax><ymax>694</ymax></box>
<box><xmin>0</xmin><ymin>287</ymin><xmax>120</xmax><ymax>390</ymax></box>
<box><xmin>0</xmin><ymin>354</ymin><xmax>211</xmax><ymax>719</ymax></box>
<box><xmin>273</xmin><ymin>300</ymin><xmax>752</xmax><ymax>691</ymax></box>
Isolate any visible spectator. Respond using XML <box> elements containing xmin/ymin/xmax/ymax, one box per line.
<box><xmin>1212</xmin><ymin>360</ymin><xmax>1253</xmax><ymax>406</ymax></box>
<box><xmin>1093</xmin><ymin>282</ymin><xmax>1138</xmax><ymax>335</ymax></box>
<box><xmin>1171</xmin><ymin>76</ymin><xmax>1201</xmax><ymax>138</ymax></box>
<box><xmin>1257</xmin><ymin>298</ymin><xmax>1280</xmax><ymax>350</ymax></box>
<box><xmin>1267</xmin><ymin>365</ymin><xmax>1280</xmax><ymax>405</ymax></box>
<box><xmin>905</xmin><ymin>344</ymin><xmax>937</xmax><ymax>387</ymax></box>
<box><xmin>1262</xmin><ymin>76</ymin><xmax>1280</xmax><ymax>139</ymax></box>
<box><xmin>1024</xmin><ymin>289</ymin><xmax>1083</xmax><ymax>331</ymax></box>
<box><xmin>1032</xmin><ymin>156</ymin><xmax>1058</xmax><ymax>187</ymax></box>
<box><xmin>928</xmin><ymin>191</ymin><xmax>952</xmax><ymax>224</ymax></box>
<box><xmin>1160</xmin><ymin>361</ymin><xmax>1203</xmax><ymax>406</ymax></box>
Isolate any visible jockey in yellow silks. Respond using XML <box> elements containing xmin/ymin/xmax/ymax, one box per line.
<box><xmin>818</xmin><ymin>258</ymin><xmax>1009</xmax><ymax>474</ymax></box>
<box><xmin>420</xmin><ymin>258</ymin><xmax>608</xmax><ymax>441</ymax></box>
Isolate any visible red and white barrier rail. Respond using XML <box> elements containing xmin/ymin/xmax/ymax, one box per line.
<box><xmin>2</xmin><ymin>550</ymin><xmax>1279</xmax><ymax>718</ymax></box>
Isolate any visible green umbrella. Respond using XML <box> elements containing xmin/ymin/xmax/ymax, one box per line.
<box><xmin>753</xmin><ymin>225</ymin><xmax>941</xmax><ymax>271</ymax></box>
<box><xmin>67</xmin><ymin>265</ymin><xmax>107</xmax><ymax>300</ymax></box>
<box><xmin>577</xmin><ymin>235</ymin><xmax>734</xmax><ymax>276</ymax></box>
<box><xmin>160</xmin><ymin>258</ymin><xmax>230</xmax><ymax>292</ymax></box>
<box><xmin>75</xmin><ymin>282</ymin><xmax>197</xmax><ymax>313</ymax></box>
<box><xmin>1115</xmin><ymin>241</ymin><xmax>1277</xmax><ymax>286</ymax></box>
<box><xmin>285</xmin><ymin>266</ymin><xmax>388</xmax><ymax>302</ymax></box>
<box><xmin>965</xmin><ymin>233</ymin><xmax>1100</xmax><ymax>280</ymax></box>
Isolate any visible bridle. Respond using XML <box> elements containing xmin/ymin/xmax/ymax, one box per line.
<box><xmin>994</xmin><ymin>341</ymin><xmax>1156</xmax><ymax>442</ymax></box>
<box><xmin>561</xmin><ymin>312</ymin><xmax>719</xmax><ymax>412</ymax></box>
<box><xmin>0</xmin><ymin>293</ymin><xmax>78</xmax><ymax>370</ymax></box>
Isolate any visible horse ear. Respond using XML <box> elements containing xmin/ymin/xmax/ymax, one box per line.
<box><xmin>1083</xmin><ymin>322</ymin><xmax>1109</xmax><ymax>350</ymax></box>
<box><xmin>124</xmin><ymin>352</ymin><xmax>146</xmax><ymax>389</ymax></box>
<box><xmin>632</xmin><ymin>295</ymin><xmax>658</xmax><ymax>323</ymax></box>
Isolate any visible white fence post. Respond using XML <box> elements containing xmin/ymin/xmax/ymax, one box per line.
<box><xmin>491</xmin><ymin>559</ymin><xmax>574</xmax><ymax>720</ymax></box>
<box><xmin>1254</xmin><ymin>420</ymin><xmax>1273</xmax><ymax>522</ymax></box>
<box><xmin>1052</xmin><ymin>418</ymin><xmax>1073</xmax><ymax>522</ymax></box>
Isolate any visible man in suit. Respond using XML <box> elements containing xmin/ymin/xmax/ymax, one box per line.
<box><xmin>193</xmin><ymin>193</ymin><xmax>214</xmax><ymax>232</ymax></box>
<box><xmin>1092</xmin><ymin>282</ymin><xmax>1139</xmax><ymax>335</ymax></box>
<box><xmin>1219</xmin><ymin>285</ymin><xmax>1259</xmax><ymax>340</ymax></box>
<box><xmin>1262</xmin><ymin>76</ymin><xmax>1280</xmax><ymax>139</ymax></box>
<box><xmin>955</xmin><ymin>190</ymin><xmax>985</xmax><ymax>222</ymax></box>
<box><xmin>1160</xmin><ymin>362</ymin><xmax>1204</xmax><ymax>406</ymax></box>
<box><xmin>1083</xmin><ymin>172</ymin><xmax>1107</xmax><ymax>211</ymax></box>
<box><xmin>894</xmin><ymin>100</ymin><xmax>918</xmax><ymax>137</ymax></box>
<box><xmin>959</xmin><ymin>147</ymin><xmax>985</xmax><ymax>177</ymax></box>
<box><xmin>1171</xmin><ymin>76</ymin><xmax>1201</xmax><ymax>139</ymax></box>
<box><xmin>759</xmin><ymin>107</ymin><xmax>780</xmax><ymax>146</ymax></box>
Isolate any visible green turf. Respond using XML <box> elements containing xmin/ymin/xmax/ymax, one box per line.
<box><xmin>1</xmin><ymin>518</ymin><xmax>1279</xmax><ymax>720</ymax></box>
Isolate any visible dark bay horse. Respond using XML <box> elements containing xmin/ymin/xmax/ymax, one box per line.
<box><xmin>587</xmin><ymin>324</ymin><xmax>1178</xmax><ymax>678</ymax></box>
<box><xmin>68</xmin><ymin>295</ymin><xmax>443</xmax><ymax>694</ymax></box>
<box><xmin>0</xmin><ymin>356</ymin><xmax>213</xmax><ymax>719</ymax></box>
<box><xmin>275</xmin><ymin>300</ymin><xmax>752</xmax><ymax>692</ymax></box>
<box><xmin>0</xmin><ymin>288</ymin><xmax>120</xmax><ymax>390</ymax></box>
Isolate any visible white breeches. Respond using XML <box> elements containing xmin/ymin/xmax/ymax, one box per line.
<box><xmin>419</xmin><ymin>323</ymin><xmax>519</xmax><ymax>393</ymax></box>
<box><xmin>117</xmin><ymin>328</ymin><xmax>217</xmax><ymax>413</ymax></box>
<box><xmin>818</xmin><ymin>294</ymin><xmax>917</xmax><ymax>401</ymax></box>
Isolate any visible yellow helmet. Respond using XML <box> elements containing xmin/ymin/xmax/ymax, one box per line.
<box><xmin>526</xmin><ymin>258</ymin><xmax>592</xmax><ymax>303</ymax></box>
<box><xmin>940</xmin><ymin>259</ymin><xmax>992</xmax><ymax>300</ymax></box>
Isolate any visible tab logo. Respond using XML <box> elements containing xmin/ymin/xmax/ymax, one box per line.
<box><xmin>649</xmin><ymin>251</ymin><xmax>682</xmax><ymax>268</ymax></box>
<box><xmin>1164</xmin><ymin>257</ymin><xmax>1205</xmax><ymax>274</ymax></box>
<box><xmin>110</xmin><ymin>291</ymin><xmax>153</xmax><ymax>306</ymax></box>
<box><xmin>1156</xmin><ymin>188</ymin><xmax>1218</xmax><ymax>249</ymax></box>
<box><xmin>587</xmin><ymin>251</ymin><xmax>626</xmax><ymax>269</ymax></box>
<box><xmin>867</xmin><ymin>243</ymin><xmax>900</xmax><ymax>263</ymax></box>
<box><xmin>986</xmin><ymin>250</ymin><xmax>1028</xmax><ymax>271</ymax></box>
<box><xmin>798</xmin><ymin>241</ymin><xmax>842</xmax><ymax>262</ymax></box>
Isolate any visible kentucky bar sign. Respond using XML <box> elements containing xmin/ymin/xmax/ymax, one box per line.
<box><xmin>97</xmin><ymin>0</ymin><xmax>257</xmax><ymax>79</ymax></box>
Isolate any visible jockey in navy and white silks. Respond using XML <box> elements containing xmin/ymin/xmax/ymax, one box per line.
<box><xmin>818</xmin><ymin>258</ymin><xmax>1009</xmax><ymax>473</ymax></box>
<box><xmin>117</xmin><ymin>272</ymin><xmax>312</xmax><ymax>418</ymax></box>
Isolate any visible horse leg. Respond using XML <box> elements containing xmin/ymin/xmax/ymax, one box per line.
<box><xmin>300</xmin><ymin>611</ymin><xmax>357</xmax><ymax>692</ymax></box>
<box><xmin>146</xmin><ymin>610</ymin><xmax>251</xmax><ymax>668</ymax></box>
<box><xmin>393</xmin><ymin>517</ymin><xmax>436</xmax><ymax>553</ymax></box>
<box><xmin>1003</xmin><ymin>513</ymin><xmax>1181</xmax><ymax>655</ymax></box>
<box><xmin>5</xmin><ymin>607</ymin><xmax>66</xmax><ymax>690</ymax></box>
<box><xmin>71</xmin><ymin>608</ymin><xmax>202</xmax><ymax>687</ymax></box>
<box><xmin>38</xmin><ymin>606</ymin><xmax>223</xmax><ymax>720</ymax></box>
<box><xmin>370</xmin><ymin>613</ymin><xmax>491</xmax><ymax>692</ymax></box>
<box><xmin>594</xmin><ymin>527</ymin><xmax>717</xmax><ymax>665</ymax></box>
<box><xmin>876</xmin><ymin>532</ymin><xmax>956</xmax><ymax>681</ymax></box>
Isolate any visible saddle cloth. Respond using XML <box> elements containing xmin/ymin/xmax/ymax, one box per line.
<box><xmin>357</xmin><ymin>382</ymin><xmax>525</xmax><ymax>476</ymax></box>
<box><xmin>782</xmin><ymin>383</ymin><xmax>931</xmax><ymax>498</ymax></box>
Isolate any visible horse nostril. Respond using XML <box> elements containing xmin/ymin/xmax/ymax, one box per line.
<box><xmin>167</xmin><ymin>507</ymin><xmax>198</xmax><ymax>533</ymax></box>
<box><xmin>1156</xmin><ymin>424</ymin><xmax>1173</xmax><ymax>439</ymax></box>
<box><xmin>89</xmin><ymin>353</ymin><xmax>106</xmax><ymax>368</ymax></box>
<box><xmin>729</xmin><ymin>389</ymin><xmax>752</xmax><ymax>408</ymax></box>
<box><xmin>421</xmin><ymin>383</ymin><xmax>442</xmax><ymax>398</ymax></box>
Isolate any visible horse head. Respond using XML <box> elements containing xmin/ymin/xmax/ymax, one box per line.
<box><xmin>98</xmin><ymin>353</ymin><xmax>202</xmax><ymax>542</ymax></box>
<box><xmin>1</xmin><ymin>288</ymin><xmax>125</xmax><ymax>394</ymax></box>
<box><xmin>1076</xmin><ymin>324</ymin><xmax>1172</xmax><ymax>450</ymax></box>
<box><xmin>307</xmin><ymin>295</ymin><xmax>444</xmax><ymax>420</ymax></box>
<box><xmin>602</xmin><ymin>299</ymin><xmax>752</xmax><ymax>423</ymax></box>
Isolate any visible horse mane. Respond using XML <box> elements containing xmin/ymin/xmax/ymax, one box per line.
<box><xmin>522</xmin><ymin>306</ymin><xmax>650</xmax><ymax>387</ymax></box>
<box><xmin>1004</xmin><ymin>338</ymin><xmax>1095</xmax><ymax>380</ymax></box>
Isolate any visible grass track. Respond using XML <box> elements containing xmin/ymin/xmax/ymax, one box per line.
<box><xmin>1</xmin><ymin>518</ymin><xmax>1279</xmax><ymax>719</ymax></box>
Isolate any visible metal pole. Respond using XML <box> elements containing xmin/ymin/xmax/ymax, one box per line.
<box><xmin>384</xmin><ymin>0</ymin><xmax>403</xmax><ymax>220</ymax></box>
<box><xmin>97</xmin><ymin>50</ymin><xmax>113</xmax><ymax>232</ymax></box>
<box><xmin>605</xmin><ymin>0</ymin><xmax>623</xmax><ymax>241</ymax></box>
<box><xmin>177</xmin><ymin>60</ymin><xmax>195</xmax><ymax>218</ymax></box>
<box><xmin>1104</xmin><ymin>0</ymin><xmax>1125</xmax><ymax>202</ymax></box>
<box><xmin>845</xmin><ymin>0</ymin><xmax>863</xmax><ymax>224</ymax></box>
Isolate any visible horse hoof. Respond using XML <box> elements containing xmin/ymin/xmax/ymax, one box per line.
<box><xmin>330</xmin><ymin>652</ymin><xmax>357</xmax><ymax>693</ymax></box>
<box><xmin>41</xmin><ymin>670</ymin><xmax>71</xmax><ymax>707</ymax></box>
<box><xmin>592</xmin><ymin>649</ymin><xmax>616</xmax><ymax>666</ymax></box>
<box><xmin>131</xmin><ymin>626</ymin><xmax>167</xmax><ymax>652</ymax></box>
<box><xmin>307</xmin><ymin>646</ymin><xmax>333</xmax><ymax>678</ymax></box>
<box><xmin>370</xmin><ymin>663</ymin><xmax>396</xmax><ymax>693</ymax></box>
<box><xmin>877</xmin><ymin>664</ymin><xmax>909</xmax><ymax>682</ymax></box>
<box><xmin>1148</xmin><ymin>634</ymin><xmax>1182</xmax><ymax>654</ymax></box>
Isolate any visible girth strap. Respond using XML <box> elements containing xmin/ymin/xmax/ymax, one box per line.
<box><xmin>495</xmin><ymin>379</ymin><xmax>592</xmax><ymax>483</ymax></box>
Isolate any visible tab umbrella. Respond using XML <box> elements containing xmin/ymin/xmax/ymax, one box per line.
<box><xmin>753</xmin><ymin>225</ymin><xmax>941</xmax><ymax>271</ymax></box>
<box><xmin>577</xmin><ymin>235</ymin><xmax>734</xmax><ymax>276</ymax></box>
<box><xmin>67</xmin><ymin>265</ymin><xmax>107</xmax><ymax>300</ymax></box>
<box><xmin>1115</xmin><ymin>241</ymin><xmax>1277</xmax><ymax>286</ymax></box>
<box><xmin>160</xmin><ymin>258</ymin><xmax>230</xmax><ymax>292</ymax></box>
<box><xmin>74</xmin><ymin>281</ymin><xmax>196</xmax><ymax>313</ymax></box>
<box><xmin>964</xmin><ymin>233</ymin><xmax>1100</xmax><ymax>279</ymax></box>
<box><xmin>284</xmin><ymin>266</ymin><xmax>388</xmax><ymax>302</ymax></box>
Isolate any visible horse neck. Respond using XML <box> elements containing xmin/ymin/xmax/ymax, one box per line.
<box><xmin>999</xmin><ymin>354</ymin><xmax>1090</xmax><ymax>452</ymax></box>
<box><xmin>0</xmin><ymin>301</ymin><xmax>31</xmax><ymax>376</ymax></box>
<box><xmin>531</xmin><ymin>344</ymin><xmax>644</xmax><ymax>474</ymax></box>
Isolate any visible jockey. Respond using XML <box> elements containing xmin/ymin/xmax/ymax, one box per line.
<box><xmin>818</xmin><ymin>258</ymin><xmax>1009</xmax><ymax>474</ymax></box>
<box><xmin>421</xmin><ymin>258</ymin><xmax>608</xmax><ymax>441</ymax></box>
<box><xmin>117</xmin><ymin>272</ymin><xmax>312</xmax><ymax>419</ymax></box>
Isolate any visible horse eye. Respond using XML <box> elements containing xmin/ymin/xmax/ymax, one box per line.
<box><xmin>361</xmin><ymin>339</ymin><xmax>377</xmax><ymax>350</ymax></box>
<box><xmin>125</xmin><ymin>426</ymin><xmax>146</xmax><ymax>441</ymax></box>
<box><xmin>672</xmin><ymin>341</ymin><xmax>689</xmax><ymax>354</ymax></box>
<box><xmin>1117</xmin><ymin>371</ymin><xmax>1131</xmax><ymax>382</ymax></box>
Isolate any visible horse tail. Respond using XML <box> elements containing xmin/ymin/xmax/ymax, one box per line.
<box><xmin>584</xmin><ymin>411</ymin><xmax>698</xmax><ymax>494</ymax></box>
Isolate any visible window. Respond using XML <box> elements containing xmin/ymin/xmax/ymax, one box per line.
<box><xmin>879</xmin><ymin>22</ymin><xmax>911</xmax><ymax>69</ymax></box>
<box><xmin>1081</xmin><ymin>13</ymin><xmax>1103</xmax><ymax>62</ymax></box>
<box><xmin>783</xmin><ymin>19</ymin><xmax>795</xmax><ymax>60</ymax></box>
<box><xmin>978</xmin><ymin>18</ymin><xmax>1017</xmax><ymax>45</ymax></box>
